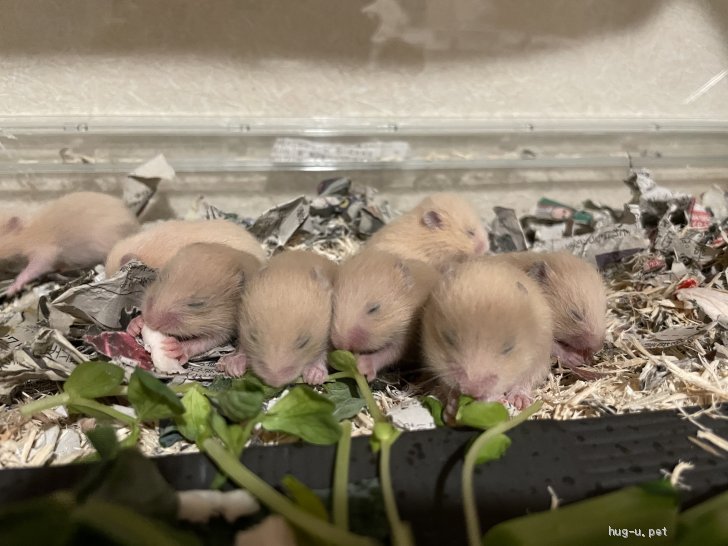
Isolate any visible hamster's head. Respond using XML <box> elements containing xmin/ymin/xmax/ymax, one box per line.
<box><xmin>423</xmin><ymin>262</ymin><xmax>549</xmax><ymax>401</ymax></box>
<box><xmin>143</xmin><ymin>244</ymin><xmax>258</xmax><ymax>340</ymax></box>
<box><xmin>240</xmin><ymin>264</ymin><xmax>333</xmax><ymax>387</ymax></box>
<box><xmin>416</xmin><ymin>193</ymin><xmax>489</xmax><ymax>258</ymax></box>
<box><xmin>0</xmin><ymin>215</ymin><xmax>24</xmax><ymax>257</ymax></box>
<box><xmin>331</xmin><ymin>251</ymin><xmax>419</xmax><ymax>353</ymax></box>
<box><xmin>528</xmin><ymin>254</ymin><xmax>607</xmax><ymax>360</ymax></box>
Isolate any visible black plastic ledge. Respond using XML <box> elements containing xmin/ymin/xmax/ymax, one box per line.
<box><xmin>1</xmin><ymin>407</ymin><xmax>727</xmax><ymax>545</ymax></box>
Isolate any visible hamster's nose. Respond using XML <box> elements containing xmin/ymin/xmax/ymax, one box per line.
<box><xmin>347</xmin><ymin>327</ymin><xmax>369</xmax><ymax>352</ymax></box>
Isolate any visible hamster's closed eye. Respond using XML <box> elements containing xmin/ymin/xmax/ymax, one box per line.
<box><xmin>367</xmin><ymin>303</ymin><xmax>381</xmax><ymax>314</ymax></box>
<box><xmin>465</xmin><ymin>228</ymin><xmax>476</xmax><ymax>237</ymax></box>
<box><xmin>569</xmin><ymin>309</ymin><xmax>584</xmax><ymax>321</ymax></box>
<box><xmin>501</xmin><ymin>341</ymin><xmax>515</xmax><ymax>355</ymax></box>
<box><xmin>295</xmin><ymin>334</ymin><xmax>311</xmax><ymax>349</ymax></box>
<box><xmin>187</xmin><ymin>300</ymin><xmax>205</xmax><ymax>308</ymax></box>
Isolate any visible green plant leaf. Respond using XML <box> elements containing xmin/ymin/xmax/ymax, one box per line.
<box><xmin>82</xmin><ymin>449</ymin><xmax>179</xmax><ymax>522</ymax></box>
<box><xmin>128</xmin><ymin>369</ymin><xmax>184</xmax><ymax>422</ymax></box>
<box><xmin>473</xmin><ymin>433</ymin><xmax>512</xmax><ymax>465</ymax></box>
<box><xmin>86</xmin><ymin>426</ymin><xmax>120</xmax><ymax>460</ymax></box>
<box><xmin>64</xmin><ymin>361</ymin><xmax>124</xmax><ymax>399</ymax></box>
<box><xmin>324</xmin><ymin>381</ymin><xmax>366</xmax><ymax>421</ymax></box>
<box><xmin>215</xmin><ymin>388</ymin><xmax>265</xmax><ymax>421</ymax></box>
<box><xmin>0</xmin><ymin>492</ymin><xmax>75</xmax><ymax>546</ymax></box>
<box><xmin>261</xmin><ymin>386</ymin><xmax>341</xmax><ymax>445</ymax></box>
<box><xmin>282</xmin><ymin>475</ymin><xmax>329</xmax><ymax>521</ymax></box>
<box><xmin>421</xmin><ymin>396</ymin><xmax>445</xmax><ymax>427</ymax></box>
<box><xmin>175</xmin><ymin>385</ymin><xmax>213</xmax><ymax>444</ymax></box>
<box><xmin>482</xmin><ymin>479</ymin><xmax>678</xmax><ymax>546</ymax></box>
<box><xmin>456</xmin><ymin>398</ymin><xmax>509</xmax><ymax>430</ymax></box>
<box><xmin>73</xmin><ymin>498</ymin><xmax>199</xmax><ymax>546</ymax></box>
<box><xmin>328</xmin><ymin>350</ymin><xmax>358</xmax><ymax>373</ymax></box>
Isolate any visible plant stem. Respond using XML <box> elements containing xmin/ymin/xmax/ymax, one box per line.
<box><xmin>462</xmin><ymin>400</ymin><xmax>543</xmax><ymax>546</ymax></box>
<box><xmin>71</xmin><ymin>398</ymin><xmax>138</xmax><ymax>427</ymax></box>
<box><xmin>20</xmin><ymin>392</ymin><xmax>71</xmax><ymax>416</ymax></box>
<box><xmin>333</xmin><ymin>420</ymin><xmax>352</xmax><ymax>531</ymax></box>
<box><xmin>379</xmin><ymin>433</ymin><xmax>414</xmax><ymax>546</ymax></box>
<box><xmin>325</xmin><ymin>372</ymin><xmax>350</xmax><ymax>381</ymax></box>
<box><xmin>350</xmin><ymin>372</ymin><xmax>385</xmax><ymax>424</ymax></box>
<box><xmin>203</xmin><ymin>438</ymin><xmax>379</xmax><ymax>546</ymax></box>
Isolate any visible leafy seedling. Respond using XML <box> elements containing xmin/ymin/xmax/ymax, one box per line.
<box><xmin>261</xmin><ymin>386</ymin><xmax>341</xmax><ymax>445</ymax></box>
<box><xmin>456</xmin><ymin>396</ymin><xmax>509</xmax><ymax>430</ymax></box>
<box><xmin>175</xmin><ymin>384</ymin><xmax>214</xmax><ymax>445</ymax></box>
<box><xmin>324</xmin><ymin>381</ymin><xmax>366</xmax><ymax>421</ymax></box>
<box><xmin>482</xmin><ymin>480</ymin><xmax>678</xmax><ymax>546</ymax></box>
<box><xmin>127</xmin><ymin>368</ymin><xmax>184</xmax><ymax>422</ymax></box>
<box><xmin>420</xmin><ymin>396</ymin><xmax>445</xmax><ymax>427</ymax></box>
<box><xmin>64</xmin><ymin>361</ymin><xmax>124</xmax><ymax>399</ymax></box>
<box><xmin>462</xmin><ymin>400</ymin><xmax>543</xmax><ymax>546</ymax></box>
<box><xmin>677</xmin><ymin>487</ymin><xmax>728</xmax><ymax>545</ymax></box>
<box><xmin>86</xmin><ymin>425</ymin><xmax>120</xmax><ymax>460</ymax></box>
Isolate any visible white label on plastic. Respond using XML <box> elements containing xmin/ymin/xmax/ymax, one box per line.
<box><xmin>271</xmin><ymin>138</ymin><xmax>410</xmax><ymax>163</ymax></box>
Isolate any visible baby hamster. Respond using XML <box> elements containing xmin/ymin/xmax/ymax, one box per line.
<box><xmin>422</xmin><ymin>259</ymin><xmax>553</xmax><ymax>409</ymax></box>
<box><xmin>218</xmin><ymin>250</ymin><xmax>337</xmax><ymax>387</ymax></box>
<box><xmin>105</xmin><ymin>219</ymin><xmax>266</xmax><ymax>276</ymax></box>
<box><xmin>489</xmin><ymin>251</ymin><xmax>607</xmax><ymax>368</ymax></box>
<box><xmin>366</xmin><ymin>192</ymin><xmax>488</xmax><ymax>270</ymax></box>
<box><xmin>127</xmin><ymin>243</ymin><xmax>262</xmax><ymax>363</ymax></box>
<box><xmin>331</xmin><ymin>249</ymin><xmax>439</xmax><ymax>381</ymax></box>
<box><xmin>0</xmin><ymin>192</ymin><xmax>139</xmax><ymax>295</ymax></box>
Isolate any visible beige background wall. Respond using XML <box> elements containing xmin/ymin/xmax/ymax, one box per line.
<box><xmin>1</xmin><ymin>0</ymin><xmax>727</xmax><ymax>119</ymax></box>
<box><xmin>1</xmin><ymin>0</ymin><xmax>727</xmax><ymax>221</ymax></box>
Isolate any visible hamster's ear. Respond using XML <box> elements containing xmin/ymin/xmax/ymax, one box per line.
<box><xmin>527</xmin><ymin>261</ymin><xmax>552</xmax><ymax>285</ymax></box>
<box><xmin>422</xmin><ymin>209</ymin><xmax>445</xmax><ymax>230</ymax></box>
<box><xmin>119</xmin><ymin>253</ymin><xmax>140</xmax><ymax>267</ymax></box>
<box><xmin>395</xmin><ymin>260</ymin><xmax>415</xmax><ymax>290</ymax></box>
<box><xmin>5</xmin><ymin>216</ymin><xmax>24</xmax><ymax>233</ymax></box>
<box><xmin>311</xmin><ymin>266</ymin><xmax>333</xmax><ymax>292</ymax></box>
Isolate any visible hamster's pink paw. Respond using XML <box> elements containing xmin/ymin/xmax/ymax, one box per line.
<box><xmin>443</xmin><ymin>395</ymin><xmax>459</xmax><ymax>425</ymax></box>
<box><xmin>6</xmin><ymin>279</ymin><xmax>25</xmax><ymax>296</ymax></box>
<box><xmin>504</xmin><ymin>388</ymin><xmax>532</xmax><ymax>410</ymax></box>
<box><xmin>126</xmin><ymin>315</ymin><xmax>145</xmax><ymax>337</ymax></box>
<box><xmin>356</xmin><ymin>354</ymin><xmax>377</xmax><ymax>382</ymax></box>
<box><xmin>161</xmin><ymin>337</ymin><xmax>189</xmax><ymax>364</ymax></box>
<box><xmin>302</xmin><ymin>359</ymin><xmax>328</xmax><ymax>385</ymax></box>
<box><xmin>218</xmin><ymin>352</ymin><xmax>247</xmax><ymax>377</ymax></box>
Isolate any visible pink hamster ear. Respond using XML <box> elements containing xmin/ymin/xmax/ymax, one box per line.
<box><xmin>4</xmin><ymin>216</ymin><xmax>23</xmax><ymax>233</ymax></box>
<box><xmin>422</xmin><ymin>209</ymin><xmax>445</xmax><ymax>230</ymax></box>
<box><xmin>395</xmin><ymin>260</ymin><xmax>415</xmax><ymax>290</ymax></box>
<box><xmin>527</xmin><ymin>261</ymin><xmax>552</xmax><ymax>285</ymax></box>
<box><xmin>119</xmin><ymin>253</ymin><xmax>140</xmax><ymax>267</ymax></box>
<box><xmin>310</xmin><ymin>266</ymin><xmax>333</xmax><ymax>292</ymax></box>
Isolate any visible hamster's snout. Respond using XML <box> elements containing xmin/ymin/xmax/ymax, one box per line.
<box><xmin>457</xmin><ymin>371</ymin><xmax>498</xmax><ymax>400</ymax></box>
<box><xmin>331</xmin><ymin>325</ymin><xmax>369</xmax><ymax>352</ymax></box>
<box><xmin>144</xmin><ymin>310</ymin><xmax>181</xmax><ymax>334</ymax></box>
<box><xmin>474</xmin><ymin>238</ymin><xmax>487</xmax><ymax>255</ymax></box>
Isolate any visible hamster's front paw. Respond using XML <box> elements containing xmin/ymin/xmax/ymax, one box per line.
<box><xmin>161</xmin><ymin>337</ymin><xmax>189</xmax><ymax>364</ymax></box>
<box><xmin>356</xmin><ymin>354</ymin><xmax>377</xmax><ymax>382</ymax></box>
<box><xmin>218</xmin><ymin>352</ymin><xmax>247</xmax><ymax>377</ymax></box>
<box><xmin>503</xmin><ymin>387</ymin><xmax>532</xmax><ymax>410</ymax></box>
<box><xmin>126</xmin><ymin>315</ymin><xmax>145</xmax><ymax>337</ymax></box>
<box><xmin>302</xmin><ymin>358</ymin><xmax>328</xmax><ymax>385</ymax></box>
